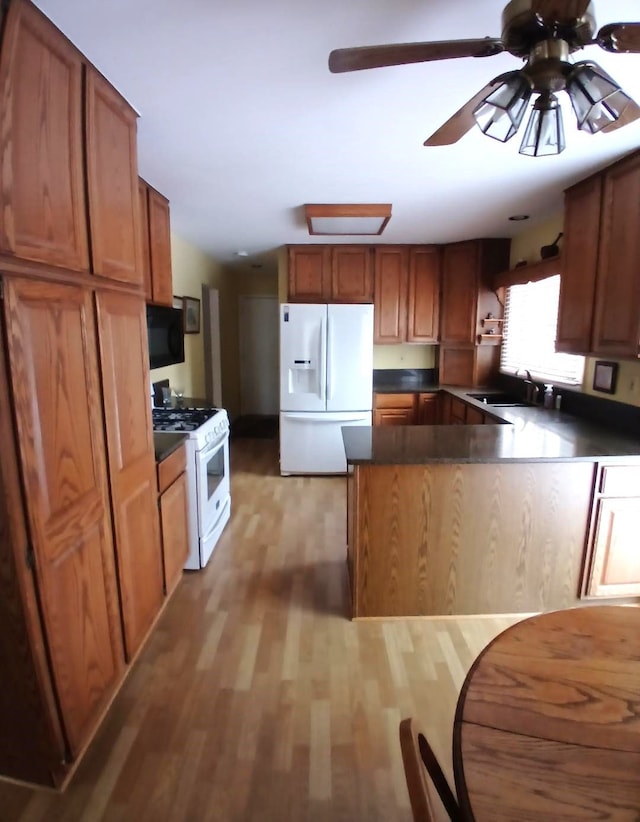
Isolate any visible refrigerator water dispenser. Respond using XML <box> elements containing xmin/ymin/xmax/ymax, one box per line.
<box><xmin>287</xmin><ymin>359</ymin><xmax>317</xmax><ymax>395</ymax></box>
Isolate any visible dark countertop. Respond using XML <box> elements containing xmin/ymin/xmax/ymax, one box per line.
<box><xmin>373</xmin><ymin>378</ymin><xmax>440</xmax><ymax>394</ymax></box>
<box><xmin>344</xmin><ymin>386</ymin><xmax>640</xmax><ymax>465</ymax></box>
<box><xmin>153</xmin><ymin>432</ymin><xmax>188</xmax><ymax>463</ymax></box>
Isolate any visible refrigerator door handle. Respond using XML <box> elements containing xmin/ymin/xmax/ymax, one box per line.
<box><xmin>319</xmin><ymin>316</ymin><xmax>327</xmax><ymax>402</ymax></box>
<box><xmin>326</xmin><ymin>315</ymin><xmax>333</xmax><ymax>400</ymax></box>
<box><xmin>282</xmin><ymin>413</ymin><xmax>370</xmax><ymax>423</ymax></box>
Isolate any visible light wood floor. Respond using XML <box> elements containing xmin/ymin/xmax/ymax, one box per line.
<box><xmin>1</xmin><ymin>439</ymin><xmax>520</xmax><ymax>821</ymax></box>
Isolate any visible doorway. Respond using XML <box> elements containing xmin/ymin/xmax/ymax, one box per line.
<box><xmin>238</xmin><ymin>295</ymin><xmax>279</xmax><ymax>419</ymax></box>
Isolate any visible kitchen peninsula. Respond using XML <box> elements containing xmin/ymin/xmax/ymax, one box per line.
<box><xmin>344</xmin><ymin>390</ymin><xmax>640</xmax><ymax>618</ymax></box>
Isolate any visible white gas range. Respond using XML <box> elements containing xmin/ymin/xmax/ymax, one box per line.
<box><xmin>152</xmin><ymin>405</ymin><xmax>230</xmax><ymax>569</ymax></box>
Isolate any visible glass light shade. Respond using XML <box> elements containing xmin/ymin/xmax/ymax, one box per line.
<box><xmin>473</xmin><ymin>72</ymin><xmax>532</xmax><ymax>142</ymax></box>
<box><xmin>567</xmin><ymin>61</ymin><xmax>632</xmax><ymax>134</ymax></box>
<box><xmin>519</xmin><ymin>93</ymin><xmax>566</xmax><ymax>157</ymax></box>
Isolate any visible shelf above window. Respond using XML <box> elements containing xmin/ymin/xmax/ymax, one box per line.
<box><xmin>493</xmin><ymin>255</ymin><xmax>562</xmax><ymax>289</ymax></box>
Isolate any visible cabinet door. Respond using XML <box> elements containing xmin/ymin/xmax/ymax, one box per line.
<box><xmin>374</xmin><ymin>247</ymin><xmax>408</xmax><ymax>343</ymax></box>
<box><xmin>148</xmin><ymin>186</ymin><xmax>173</xmax><ymax>306</ymax></box>
<box><xmin>374</xmin><ymin>408</ymin><xmax>415</xmax><ymax>426</ymax></box>
<box><xmin>586</xmin><ymin>498</ymin><xmax>640</xmax><ymax>597</ymax></box>
<box><xmin>465</xmin><ymin>405</ymin><xmax>485</xmax><ymax>425</ymax></box>
<box><xmin>287</xmin><ymin>246</ymin><xmax>330</xmax><ymax>301</ymax></box>
<box><xmin>407</xmin><ymin>246</ymin><xmax>440</xmax><ymax>342</ymax></box>
<box><xmin>96</xmin><ymin>291</ymin><xmax>164</xmax><ymax>659</ymax></box>
<box><xmin>439</xmin><ymin>345</ymin><xmax>476</xmax><ymax>386</ymax></box>
<box><xmin>440</xmin><ymin>242</ymin><xmax>479</xmax><ymax>343</ymax></box>
<box><xmin>160</xmin><ymin>472</ymin><xmax>189</xmax><ymax>595</ymax></box>
<box><xmin>556</xmin><ymin>175</ymin><xmax>602</xmax><ymax>354</ymax></box>
<box><xmin>418</xmin><ymin>393</ymin><xmax>440</xmax><ymax>425</ymax></box>
<box><xmin>3</xmin><ymin>277</ymin><xmax>124</xmax><ymax>757</ymax></box>
<box><xmin>0</xmin><ymin>0</ymin><xmax>89</xmax><ymax>271</ymax></box>
<box><xmin>592</xmin><ymin>153</ymin><xmax>640</xmax><ymax>358</ymax></box>
<box><xmin>86</xmin><ymin>68</ymin><xmax>143</xmax><ymax>285</ymax></box>
<box><xmin>331</xmin><ymin>246</ymin><xmax>373</xmax><ymax>302</ymax></box>
<box><xmin>138</xmin><ymin>179</ymin><xmax>153</xmax><ymax>301</ymax></box>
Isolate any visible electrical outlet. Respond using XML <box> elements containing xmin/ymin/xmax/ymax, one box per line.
<box><xmin>629</xmin><ymin>377</ymin><xmax>639</xmax><ymax>395</ymax></box>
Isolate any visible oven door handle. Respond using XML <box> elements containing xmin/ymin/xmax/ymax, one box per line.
<box><xmin>197</xmin><ymin>434</ymin><xmax>228</xmax><ymax>460</ymax></box>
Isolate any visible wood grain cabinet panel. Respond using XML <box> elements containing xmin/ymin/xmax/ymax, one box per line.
<box><xmin>331</xmin><ymin>246</ymin><xmax>373</xmax><ymax>302</ymax></box>
<box><xmin>407</xmin><ymin>246</ymin><xmax>440</xmax><ymax>342</ymax></box>
<box><xmin>96</xmin><ymin>291</ymin><xmax>164</xmax><ymax>659</ymax></box>
<box><xmin>86</xmin><ymin>68</ymin><xmax>142</xmax><ymax>285</ymax></box>
<box><xmin>556</xmin><ymin>175</ymin><xmax>602</xmax><ymax>354</ymax></box>
<box><xmin>287</xmin><ymin>246</ymin><xmax>330</xmax><ymax>302</ymax></box>
<box><xmin>0</xmin><ymin>0</ymin><xmax>89</xmax><ymax>271</ymax></box>
<box><xmin>440</xmin><ymin>242</ymin><xmax>479</xmax><ymax>344</ymax></box>
<box><xmin>418</xmin><ymin>392</ymin><xmax>440</xmax><ymax>425</ymax></box>
<box><xmin>586</xmin><ymin>498</ymin><xmax>640</xmax><ymax>598</ymax></box>
<box><xmin>373</xmin><ymin>392</ymin><xmax>418</xmax><ymax>425</ymax></box>
<box><xmin>139</xmin><ymin>181</ymin><xmax>173</xmax><ymax>306</ymax></box>
<box><xmin>159</xmin><ymin>471</ymin><xmax>189</xmax><ymax>595</ymax></box>
<box><xmin>592</xmin><ymin>153</ymin><xmax>640</xmax><ymax>358</ymax></box>
<box><xmin>2</xmin><ymin>277</ymin><xmax>125</xmax><ymax>757</ymax></box>
<box><xmin>374</xmin><ymin>247</ymin><xmax>408</xmax><ymax>343</ymax></box>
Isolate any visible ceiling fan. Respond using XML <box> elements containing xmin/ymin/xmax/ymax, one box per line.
<box><xmin>328</xmin><ymin>0</ymin><xmax>640</xmax><ymax>155</ymax></box>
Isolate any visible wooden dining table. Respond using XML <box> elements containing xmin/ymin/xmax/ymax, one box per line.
<box><xmin>453</xmin><ymin>606</ymin><xmax>640</xmax><ymax>820</ymax></box>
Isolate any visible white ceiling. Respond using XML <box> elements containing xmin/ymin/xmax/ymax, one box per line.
<box><xmin>33</xmin><ymin>0</ymin><xmax>640</xmax><ymax>274</ymax></box>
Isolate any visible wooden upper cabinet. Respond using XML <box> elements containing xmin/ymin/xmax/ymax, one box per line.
<box><xmin>556</xmin><ymin>175</ymin><xmax>602</xmax><ymax>354</ymax></box>
<box><xmin>407</xmin><ymin>246</ymin><xmax>440</xmax><ymax>342</ymax></box>
<box><xmin>287</xmin><ymin>245</ymin><xmax>372</xmax><ymax>302</ymax></box>
<box><xmin>440</xmin><ymin>239</ymin><xmax>509</xmax><ymax>345</ymax></box>
<box><xmin>374</xmin><ymin>246</ymin><xmax>408</xmax><ymax>343</ymax></box>
<box><xmin>288</xmin><ymin>246</ymin><xmax>330</xmax><ymax>302</ymax></box>
<box><xmin>592</xmin><ymin>152</ymin><xmax>640</xmax><ymax>359</ymax></box>
<box><xmin>138</xmin><ymin>179</ymin><xmax>153</xmax><ymax>300</ymax></box>
<box><xmin>139</xmin><ymin>179</ymin><xmax>173</xmax><ymax>306</ymax></box>
<box><xmin>2</xmin><ymin>277</ymin><xmax>125</xmax><ymax>757</ymax></box>
<box><xmin>440</xmin><ymin>241</ymin><xmax>480</xmax><ymax>344</ymax></box>
<box><xmin>86</xmin><ymin>68</ymin><xmax>143</xmax><ymax>285</ymax></box>
<box><xmin>0</xmin><ymin>0</ymin><xmax>89</xmax><ymax>271</ymax></box>
<box><xmin>330</xmin><ymin>246</ymin><xmax>373</xmax><ymax>302</ymax></box>
<box><xmin>96</xmin><ymin>291</ymin><xmax>164</xmax><ymax>660</ymax></box>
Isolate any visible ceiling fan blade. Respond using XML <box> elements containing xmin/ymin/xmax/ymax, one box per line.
<box><xmin>597</xmin><ymin>22</ymin><xmax>640</xmax><ymax>53</ymax></box>
<box><xmin>530</xmin><ymin>1</ymin><xmax>592</xmax><ymax>23</ymax></box>
<box><xmin>601</xmin><ymin>99</ymin><xmax>640</xmax><ymax>133</ymax></box>
<box><xmin>328</xmin><ymin>38</ymin><xmax>503</xmax><ymax>73</ymax></box>
<box><xmin>423</xmin><ymin>73</ymin><xmax>515</xmax><ymax>147</ymax></box>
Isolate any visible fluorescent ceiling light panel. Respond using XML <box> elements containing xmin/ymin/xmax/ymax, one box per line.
<box><xmin>304</xmin><ymin>204</ymin><xmax>392</xmax><ymax>235</ymax></box>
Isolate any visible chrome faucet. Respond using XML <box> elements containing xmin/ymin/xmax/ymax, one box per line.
<box><xmin>516</xmin><ymin>368</ymin><xmax>540</xmax><ymax>404</ymax></box>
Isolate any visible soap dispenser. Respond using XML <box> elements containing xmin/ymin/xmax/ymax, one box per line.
<box><xmin>543</xmin><ymin>384</ymin><xmax>554</xmax><ymax>409</ymax></box>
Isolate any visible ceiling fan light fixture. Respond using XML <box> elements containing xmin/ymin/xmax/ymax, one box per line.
<box><xmin>473</xmin><ymin>71</ymin><xmax>532</xmax><ymax>142</ymax></box>
<box><xmin>519</xmin><ymin>92</ymin><xmax>566</xmax><ymax>156</ymax></box>
<box><xmin>567</xmin><ymin>61</ymin><xmax>633</xmax><ymax>133</ymax></box>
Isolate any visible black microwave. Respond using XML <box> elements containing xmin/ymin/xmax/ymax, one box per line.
<box><xmin>146</xmin><ymin>305</ymin><xmax>185</xmax><ymax>369</ymax></box>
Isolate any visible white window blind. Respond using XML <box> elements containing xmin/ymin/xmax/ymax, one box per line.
<box><xmin>500</xmin><ymin>275</ymin><xmax>585</xmax><ymax>386</ymax></box>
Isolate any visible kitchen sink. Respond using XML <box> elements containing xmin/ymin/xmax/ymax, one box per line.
<box><xmin>466</xmin><ymin>392</ymin><xmax>530</xmax><ymax>407</ymax></box>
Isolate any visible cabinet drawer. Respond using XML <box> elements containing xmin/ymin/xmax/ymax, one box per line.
<box><xmin>157</xmin><ymin>443</ymin><xmax>187</xmax><ymax>493</ymax></box>
<box><xmin>600</xmin><ymin>465</ymin><xmax>640</xmax><ymax>496</ymax></box>
<box><xmin>373</xmin><ymin>392</ymin><xmax>416</xmax><ymax>410</ymax></box>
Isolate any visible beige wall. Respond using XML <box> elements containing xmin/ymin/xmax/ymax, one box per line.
<box><xmin>511</xmin><ymin>213</ymin><xmax>640</xmax><ymax>408</ymax></box>
<box><xmin>150</xmin><ymin>232</ymin><xmax>229</xmax><ymax>402</ymax></box>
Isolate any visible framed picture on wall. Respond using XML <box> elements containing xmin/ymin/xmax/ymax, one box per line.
<box><xmin>592</xmin><ymin>360</ymin><xmax>618</xmax><ymax>394</ymax></box>
<box><xmin>183</xmin><ymin>296</ymin><xmax>200</xmax><ymax>334</ymax></box>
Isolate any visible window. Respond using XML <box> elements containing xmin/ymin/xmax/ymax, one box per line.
<box><xmin>500</xmin><ymin>275</ymin><xmax>584</xmax><ymax>386</ymax></box>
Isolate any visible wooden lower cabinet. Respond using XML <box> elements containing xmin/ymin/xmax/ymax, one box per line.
<box><xmin>0</xmin><ymin>276</ymin><xmax>167</xmax><ymax>787</ymax></box>
<box><xmin>373</xmin><ymin>392</ymin><xmax>417</xmax><ymax>425</ymax></box>
<box><xmin>418</xmin><ymin>392</ymin><xmax>440</xmax><ymax>424</ymax></box>
<box><xmin>583</xmin><ymin>464</ymin><xmax>640</xmax><ymax>598</ymax></box>
<box><xmin>1</xmin><ymin>277</ymin><xmax>125</xmax><ymax>776</ymax></box>
<box><xmin>96</xmin><ymin>291</ymin><xmax>164</xmax><ymax>660</ymax></box>
<box><xmin>349</xmin><ymin>461</ymin><xmax>595</xmax><ymax>617</ymax></box>
<box><xmin>157</xmin><ymin>444</ymin><xmax>189</xmax><ymax>595</ymax></box>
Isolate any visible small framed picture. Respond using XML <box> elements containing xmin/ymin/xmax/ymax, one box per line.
<box><xmin>183</xmin><ymin>296</ymin><xmax>200</xmax><ymax>334</ymax></box>
<box><xmin>592</xmin><ymin>360</ymin><xmax>618</xmax><ymax>394</ymax></box>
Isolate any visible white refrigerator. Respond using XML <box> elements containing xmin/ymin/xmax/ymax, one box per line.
<box><xmin>280</xmin><ymin>303</ymin><xmax>373</xmax><ymax>475</ymax></box>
